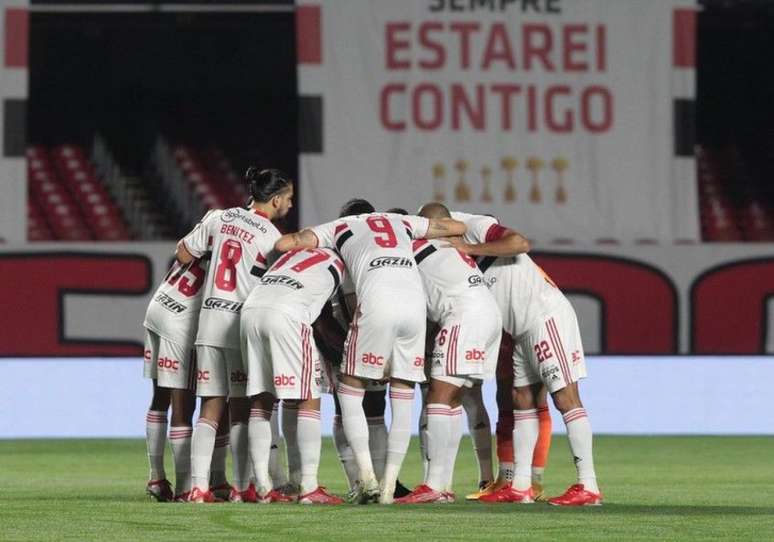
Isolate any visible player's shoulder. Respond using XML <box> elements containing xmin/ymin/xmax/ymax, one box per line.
<box><xmin>451</xmin><ymin>211</ymin><xmax>499</xmax><ymax>224</ymax></box>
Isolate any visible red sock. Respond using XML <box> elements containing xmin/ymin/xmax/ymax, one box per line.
<box><xmin>495</xmin><ymin>409</ymin><xmax>514</xmax><ymax>464</ymax></box>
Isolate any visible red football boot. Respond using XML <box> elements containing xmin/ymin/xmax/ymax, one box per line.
<box><xmin>174</xmin><ymin>490</ymin><xmax>191</xmax><ymax>503</ymax></box>
<box><xmin>257</xmin><ymin>489</ymin><xmax>295</xmax><ymax>504</ymax></box>
<box><xmin>395</xmin><ymin>484</ymin><xmax>446</xmax><ymax>504</ymax></box>
<box><xmin>189</xmin><ymin>487</ymin><xmax>219</xmax><ymax>503</ymax></box>
<box><xmin>229</xmin><ymin>483</ymin><xmax>258</xmax><ymax>503</ymax></box>
<box><xmin>146</xmin><ymin>479</ymin><xmax>174</xmax><ymax>502</ymax></box>
<box><xmin>548</xmin><ymin>484</ymin><xmax>603</xmax><ymax>506</ymax></box>
<box><xmin>298</xmin><ymin>487</ymin><xmax>345</xmax><ymax>505</ymax></box>
<box><xmin>479</xmin><ymin>484</ymin><xmax>534</xmax><ymax>504</ymax></box>
<box><xmin>441</xmin><ymin>491</ymin><xmax>456</xmax><ymax>504</ymax></box>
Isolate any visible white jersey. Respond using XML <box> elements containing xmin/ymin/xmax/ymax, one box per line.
<box><xmin>411</xmin><ymin>238</ymin><xmax>494</xmax><ymax>323</ymax></box>
<box><xmin>452</xmin><ymin>211</ymin><xmax>565</xmax><ymax>338</ymax></box>
<box><xmin>143</xmin><ymin>210</ymin><xmax>217</xmax><ymax>345</ymax></box>
<box><xmin>183</xmin><ymin>207</ymin><xmax>281</xmax><ymax>348</ymax></box>
<box><xmin>308</xmin><ymin>212</ymin><xmax>429</xmax><ymax>299</ymax></box>
<box><xmin>242</xmin><ymin>247</ymin><xmax>346</xmax><ymax>323</ymax></box>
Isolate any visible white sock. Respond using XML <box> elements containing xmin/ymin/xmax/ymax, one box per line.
<box><xmin>230</xmin><ymin>422</ymin><xmax>250</xmax><ymax>491</ymax></box>
<box><xmin>382</xmin><ymin>386</ymin><xmax>415</xmax><ymax>496</ymax></box>
<box><xmin>145</xmin><ymin>410</ymin><xmax>167</xmax><ymax>480</ymax></box>
<box><xmin>513</xmin><ymin>409</ymin><xmax>539</xmax><ymax>491</ymax></box>
<box><xmin>498</xmin><ymin>462</ymin><xmax>514</xmax><ymax>482</ymax></box>
<box><xmin>332</xmin><ymin>415</ymin><xmax>359</xmax><ymax>489</ymax></box>
<box><xmin>248</xmin><ymin>408</ymin><xmax>273</xmax><ymax>495</ymax></box>
<box><xmin>445</xmin><ymin>406</ymin><xmax>463</xmax><ymax>492</ymax></box>
<box><xmin>424</xmin><ymin>403</ymin><xmax>450</xmax><ymax>491</ymax></box>
<box><xmin>168</xmin><ymin>425</ymin><xmax>192</xmax><ymax>495</ymax></box>
<box><xmin>210</xmin><ymin>433</ymin><xmax>229</xmax><ymax>487</ymax></box>
<box><xmin>337</xmin><ymin>383</ymin><xmax>376</xmax><ymax>483</ymax></box>
<box><xmin>367</xmin><ymin>416</ymin><xmax>388</xmax><ymax>482</ymax></box>
<box><xmin>297</xmin><ymin>409</ymin><xmax>322</xmax><ymax>494</ymax></box>
<box><xmin>282</xmin><ymin>402</ymin><xmax>301</xmax><ymax>486</ymax></box>
<box><xmin>462</xmin><ymin>394</ymin><xmax>494</xmax><ymax>483</ymax></box>
<box><xmin>563</xmin><ymin>408</ymin><xmax>599</xmax><ymax>493</ymax></box>
<box><xmin>532</xmin><ymin>466</ymin><xmax>545</xmax><ymax>484</ymax></box>
<box><xmin>269</xmin><ymin>404</ymin><xmax>288</xmax><ymax>488</ymax></box>
<box><xmin>191</xmin><ymin>419</ymin><xmax>217</xmax><ymax>491</ymax></box>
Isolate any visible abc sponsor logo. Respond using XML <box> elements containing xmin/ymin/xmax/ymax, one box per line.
<box><xmin>197</xmin><ymin>370</ymin><xmax>211</xmax><ymax>382</ymax></box>
<box><xmin>465</xmin><ymin>349</ymin><xmax>485</xmax><ymax>361</ymax></box>
<box><xmin>273</xmin><ymin>374</ymin><xmax>296</xmax><ymax>387</ymax></box>
<box><xmin>362</xmin><ymin>353</ymin><xmax>385</xmax><ymax>366</ymax></box>
<box><xmin>368</xmin><ymin>256</ymin><xmax>413</xmax><ymax>270</ymax></box>
<box><xmin>414</xmin><ymin>356</ymin><xmax>425</xmax><ymax>367</ymax></box>
<box><xmin>230</xmin><ymin>370</ymin><xmax>247</xmax><ymax>383</ymax></box>
<box><xmin>157</xmin><ymin>357</ymin><xmax>180</xmax><ymax>371</ymax></box>
<box><xmin>144</xmin><ymin>349</ymin><xmax>152</xmax><ymax>362</ymax></box>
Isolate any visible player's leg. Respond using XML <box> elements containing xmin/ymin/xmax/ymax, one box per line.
<box><xmin>209</xmin><ymin>406</ymin><xmax>230</xmax><ymax>498</ymax></box>
<box><xmin>268</xmin><ymin>401</ymin><xmax>289</xmax><ymax>489</ymax></box>
<box><xmin>493</xmin><ymin>332</ymin><xmax>516</xmax><ymax>492</ymax></box>
<box><xmin>224</xmin><ymin>347</ymin><xmax>252</xmax><ymax>500</ymax></box>
<box><xmin>363</xmin><ymin>387</ymin><xmax>387</xmax><ymax>483</ymax></box>
<box><xmin>531</xmin><ymin>386</ymin><xmax>552</xmax><ymax>500</ymax></box>
<box><xmin>189</xmin><ymin>346</ymin><xmax>228</xmax><ymax>503</ymax></box>
<box><xmin>145</xmin><ymin>381</ymin><xmax>172</xmax><ymax>501</ymax></box>
<box><xmin>331</xmin><ymin>392</ymin><xmax>359</xmax><ymax>490</ymax></box>
<box><xmin>337</xmin><ymin>305</ymin><xmax>382</xmax><ymax>502</ymax></box>
<box><xmin>418</xmin><ymin>383</ymin><xmax>429</xmax><ymax>481</ymax></box>
<box><xmin>168</xmin><ymin>387</ymin><xmax>195</xmax><ymax>501</ymax></box>
<box><xmin>461</xmin><ymin>384</ymin><xmax>494</xmax><ymax>489</ymax></box>
<box><xmin>380</xmin><ymin>301</ymin><xmax>426</xmax><ymax>504</ymax></box>
<box><xmin>542</xmin><ymin>307</ymin><xmax>600</xmax><ymax>505</ymax></box>
<box><xmin>248</xmin><ymin>392</ymin><xmax>278</xmax><ymax>501</ymax></box>
<box><xmin>281</xmin><ymin>400</ymin><xmax>301</xmax><ymax>494</ymax></box>
<box><xmin>143</xmin><ymin>330</ymin><xmax>173</xmax><ymax>501</ymax></box>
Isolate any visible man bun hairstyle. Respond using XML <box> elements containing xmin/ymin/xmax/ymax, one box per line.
<box><xmin>245</xmin><ymin>167</ymin><xmax>292</xmax><ymax>203</ymax></box>
<box><xmin>339</xmin><ymin>198</ymin><xmax>375</xmax><ymax>217</ymax></box>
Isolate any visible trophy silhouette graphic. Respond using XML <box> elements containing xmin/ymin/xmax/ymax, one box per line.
<box><xmin>480</xmin><ymin>165</ymin><xmax>493</xmax><ymax>203</ymax></box>
<box><xmin>454</xmin><ymin>159</ymin><xmax>471</xmax><ymax>202</ymax></box>
<box><xmin>432</xmin><ymin>162</ymin><xmax>446</xmax><ymax>201</ymax></box>
<box><xmin>552</xmin><ymin>157</ymin><xmax>568</xmax><ymax>204</ymax></box>
<box><xmin>527</xmin><ymin>156</ymin><xmax>544</xmax><ymax>204</ymax></box>
<box><xmin>501</xmin><ymin>156</ymin><xmax>517</xmax><ymax>203</ymax></box>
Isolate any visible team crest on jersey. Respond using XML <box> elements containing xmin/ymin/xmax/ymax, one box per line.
<box><xmin>260</xmin><ymin>274</ymin><xmax>304</xmax><ymax>290</ymax></box>
<box><xmin>154</xmin><ymin>292</ymin><xmax>186</xmax><ymax>314</ymax></box>
<box><xmin>368</xmin><ymin>256</ymin><xmax>413</xmax><ymax>270</ymax></box>
<box><xmin>203</xmin><ymin>297</ymin><xmax>243</xmax><ymax>313</ymax></box>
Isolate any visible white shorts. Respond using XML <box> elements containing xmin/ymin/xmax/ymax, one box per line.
<box><xmin>341</xmin><ymin>292</ymin><xmax>426</xmax><ymax>383</ymax></box>
<box><xmin>429</xmin><ymin>304</ymin><xmax>502</xmax><ymax>387</ymax></box>
<box><xmin>242</xmin><ymin>309</ymin><xmax>322</xmax><ymax>400</ymax></box>
<box><xmin>143</xmin><ymin>329</ymin><xmax>195</xmax><ymax>390</ymax></box>
<box><xmin>513</xmin><ymin>300</ymin><xmax>587</xmax><ymax>393</ymax></box>
<box><xmin>195</xmin><ymin>345</ymin><xmax>246</xmax><ymax>398</ymax></box>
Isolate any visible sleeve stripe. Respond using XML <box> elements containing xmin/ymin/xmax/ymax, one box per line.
<box><xmin>327</xmin><ymin>264</ymin><xmax>342</xmax><ymax>290</ymax></box>
<box><xmin>334</xmin><ymin>223</ymin><xmax>349</xmax><ymax>235</ymax></box>
<box><xmin>414</xmin><ymin>244</ymin><xmax>437</xmax><ymax>265</ymax></box>
<box><xmin>335</xmin><ymin>229</ymin><xmax>353</xmax><ymax>251</ymax></box>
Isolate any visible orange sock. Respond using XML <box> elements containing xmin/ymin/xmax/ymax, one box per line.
<box><xmin>532</xmin><ymin>405</ymin><xmax>552</xmax><ymax>469</ymax></box>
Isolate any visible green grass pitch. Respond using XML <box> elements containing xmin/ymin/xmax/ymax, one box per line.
<box><xmin>1</xmin><ymin>436</ymin><xmax>773</xmax><ymax>541</ymax></box>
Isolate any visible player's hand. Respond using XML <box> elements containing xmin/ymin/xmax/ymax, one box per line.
<box><xmin>440</xmin><ymin>236</ymin><xmax>470</xmax><ymax>253</ymax></box>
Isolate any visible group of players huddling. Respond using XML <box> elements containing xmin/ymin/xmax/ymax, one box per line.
<box><xmin>142</xmin><ymin>167</ymin><xmax>602</xmax><ymax>506</ymax></box>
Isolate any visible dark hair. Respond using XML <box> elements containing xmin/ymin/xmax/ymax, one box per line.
<box><xmin>339</xmin><ymin>198</ymin><xmax>375</xmax><ymax>217</ymax></box>
<box><xmin>245</xmin><ymin>167</ymin><xmax>292</xmax><ymax>202</ymax></box>
<box><xmin>386</xmin><ymin>207</ymin><xmax>408</xmax><ymax>215</ymax></box>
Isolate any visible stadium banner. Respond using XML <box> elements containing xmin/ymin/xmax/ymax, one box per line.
<box><xmin>297</xmin><ymin>0</ymin><xmax>699</xmax><ymax>242</ymax></box>
<box><xmin>1</xmin><ymin>242</ymin><xmax>774</xmax><ymax>356</ymax></box>
<box><xmin>4</xmin><ymin>356</ymin><xmax>774</xmax><ymax>437</ymax></box>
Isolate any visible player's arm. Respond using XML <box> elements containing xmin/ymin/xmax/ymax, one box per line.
<box><xmin>450</xmin><ymin>226</ymin><xmax>530</xmax><ymax>257</ymax></box>
<box><xmin>423</xmin><ymin>217</ymin><xmax>467</xmax><ymax>239</ymax></box>
<box><xmin>274</xmin><ymin>229</ymin><xmax>319</xmax><ymax>252</ymax></box>
<box><xmin>176</xmin><ymin>240</ymin><xmax>195</xmax><ymax>265</ymax></box>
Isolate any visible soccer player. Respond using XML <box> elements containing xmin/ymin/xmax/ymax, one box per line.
<box><xmin>177</xmin><ymin>167</ymin><xmax>294</xmax><ymax>504</ymax></box>
<box><xmin>396</xmin><ymin>216</ymin><xmax>502</xmax><ymax>504</ymax></box>
<box><xmin>142</xmin><ymin>215</ymin><xmax>214</xmax><ymax>502</ymax></box>
<box><xmin>274</xmin><ymin>199</ymin><xmax>466</xmax><ymax>503</ymax></box>
<box><xmin>241</xmin><ymin>246</ymin><xmax>347</xmax><ymax>504</ymax></box>
<box><xmin>445</xmin><ymin>208</ymin><xmax>602</xmax><ymax>506</ymax></box>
